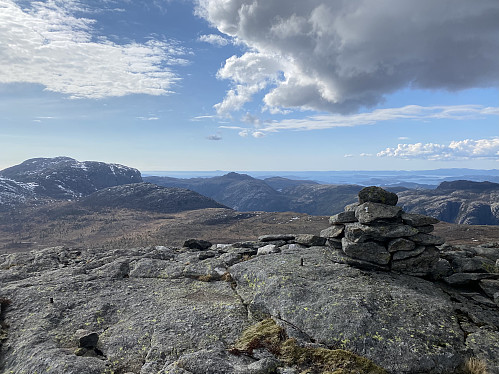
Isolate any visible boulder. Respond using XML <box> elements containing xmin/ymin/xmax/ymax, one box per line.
<box><xmin>387</xmin><ymin>238</ymin><xmax>416</xmax><ymax>253</ymax></box>
<box><xmin>358</xmin><ymin>186</ymin><xmax>398</xmax><ymax>206</ymax></box>
<box><xmin>320</xmin><ymin>225</ymin><xmax>344</xmax><ymax>239</ymax></box>
<box><xmin>294</xmin><ymin>234</ymin><xmax>326</xmax><ymax>247</ymax></box>
<box><xmin>416</xmin><ymin>225</ymin><xmax>435</xmax><ymax>234</ymax></box>
<box><xmin>392</xmin><ymin>246</ymin><xmax>426</xmax><ymax>261</ymax></box>
<box><xmin>344</xmin><ymin>202</ymin><xmax>360</xmax><ymax>211</ymax></box>
<box><xmin>341</xmin><ymin>238</ymin><xmax>390</xmax><ymax>265</ymax></box>
<box><xmin>344</xmin><ymin>222</ymin><xmax>418</xmax><ymax>243</ymax></box>
<box><xmin>449</xmin><ymin>256</ymin><xmax>497</xmax><ymax>273</ymax></box>
<box><xmin>410</xmin><ymin>233</ymin><xmax>445</xmax><ymax>246</ymax></box>
<box><xmin>257</xmin><ymin>244</ymin><xmax>280</xmax><ymax>256</ymax></box>
<box><xmin>258</xmin><ymin>234</ymin><xmax>295</xmax><ymax>242</ymax></box>
<box><xmin>75</xmin><ymin>330</ymin><xmax>99</xmax><ymax>349</ymax></box>
<box><xmin>479</xmin><ymin>279</ymin><xmax>499</xmax><ymax>298</ymax></box>
<box><xmin>391</xmin><ymin>247</ymin><xmax>439</xmax><ymax>276</ymax></box>
<box><xmin>355</xmin><ymin>202</ymin><xmax>402</xmax><ymax>224</ymax></box>
<box><xmin>329</xmin><ymin>211</ymin><xmax>357</xmax><ymax>224</ymax></box>
<box><xmin>430</xmin><ymin>259</ymin><xmax>454</xmax><ymax>279</ymax></box>
<box><xmin>183</xmin><ymin>239</ymin><xmax>212</xmax><ymax>250</ymax></box>
<box><xmin>401</xmin><ymin>213</ymin><xmax>439</xmax><ymax>227</ymax></box>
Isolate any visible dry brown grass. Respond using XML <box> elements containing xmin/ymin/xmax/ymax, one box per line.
<box><xmin>464</xmin><ymin>357</ymin><xmax>489</xmax><ymax>374</ymax></box>
<box><xmin>0</xmin><ymin>204</ymin><xmax>328</xmax><ymax>253</ymax></box>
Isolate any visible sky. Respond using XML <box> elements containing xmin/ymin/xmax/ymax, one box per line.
<box><xmin>0</xmin><ymin>0</ymin><xmax>498</xmax><ymax>172</ymax></box>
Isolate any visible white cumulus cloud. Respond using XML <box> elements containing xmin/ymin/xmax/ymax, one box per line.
<box><xmin>0</xmin><ymin>0</ymin><xmax>188</xmax><ymax>99</ymax></box>
<box><xmin>198</xmin><ymin>34</ymin><xmax>230</xmax><ymax>46</ymax></box>
<box><xmin>377</xmin><ymin>138</ymin><xmax>499</xmax><ymax>160</ymax></box>
<box><xmin>196</xmin><ymin>0</ymin><xmax>499</xmax><ymax>114</ymax></box>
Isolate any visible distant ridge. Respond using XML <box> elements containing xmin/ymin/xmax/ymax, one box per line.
<box><xmin>80</xmin><ymin>182</ymin><xmax>227</xmax><ymax>213</ymax></box>
<box><xmin>437</xmin><ymin>180</ymin><xmax>499</xmax><ymax>192</ymax></box>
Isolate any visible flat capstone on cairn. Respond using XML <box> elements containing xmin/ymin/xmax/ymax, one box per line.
<box><xmin>320</xmin><ymin>186</ymin><xmax>444</xmax><ymax>277</ymax></box>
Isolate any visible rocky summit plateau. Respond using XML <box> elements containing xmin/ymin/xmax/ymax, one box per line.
<box><xmin>1</xmin><ymin>187</ymin><xmax>499</xmax><ymax>374</ymax></box>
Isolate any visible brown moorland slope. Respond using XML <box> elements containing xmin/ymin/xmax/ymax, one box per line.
<box><xmin>1</xmin><ymin>202</ymin><xmax>497</xmax><ymax>255</ymax></box>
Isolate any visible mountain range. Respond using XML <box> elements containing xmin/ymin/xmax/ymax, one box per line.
<box><xmin>1</xmin><ymin>157</ymin><xmax>498</xmax><ymax>225</ymax></box>
<box><xmin>145</xmin><ymin>174</ymin><xmax>499</xmax><ymax>225</ymax></box>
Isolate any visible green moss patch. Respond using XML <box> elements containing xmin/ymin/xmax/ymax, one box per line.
<box><xmin>230</xmin><ymin>319</ymin><xmax>387</xmax><ymax>374</ymax></box>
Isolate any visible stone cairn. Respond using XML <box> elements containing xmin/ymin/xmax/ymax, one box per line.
<box><xmin>320</xmin><ymin>186</ymin><xmax>444</xmax><ymax>277</ymax></box>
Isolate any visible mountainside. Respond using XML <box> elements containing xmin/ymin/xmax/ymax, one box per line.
<box><xmin>145</xmin><ymin>173</ymin><xmax>290</xmax><ymax>212</ymax></box>
<box><xmin>398</xmin><ymin>181</ymin><xmax>499</xmax><ymax>225</ymax></box>
<box><xmin>0</xmin><ymin>177</ymin><xmax>38</xmax><ymax>210</ymax></box>
<box><xmin>0</xmin><ymin>157</ymin><xmax>142</xmax><ymax>201</ymax></box>
<box><xmin>145</xmin><ymin>173</ymin><xmax>359</xmax><ymax>214</ymax></box>
<box><xmin>146</xmin><ymin>174</ymin><xmax>498</xmax><ymax>225</ymax></box>
<box><xmin>284</xmin><ymin>184</ymin><xmax>362</xmax><ymax>215</ymax></box>
<box><xmin>1</xmin><ymin>158</ymin><xmax>497</xmax><ymax>225</ymax></box>
<box><xmin>80</xmin><ymin>182</ymin><xmax>227</xmax><ymax>213</ymax></box>
<box><xmin>263</xmin><ymin>176</ymin><xmax>318</xmax><ymax>191</ymax></box>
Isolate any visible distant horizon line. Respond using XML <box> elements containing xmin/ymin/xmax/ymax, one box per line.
<box><xmin>142</xmin><ymin>168</ymin><xmax>498</xmax><ymax>173</ymax></box>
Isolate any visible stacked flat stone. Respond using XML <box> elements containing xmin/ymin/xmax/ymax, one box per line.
<box><xmin>320</xmin><ymin>186</ymin><xmax>444</xmax><ymax>276</ymax></box>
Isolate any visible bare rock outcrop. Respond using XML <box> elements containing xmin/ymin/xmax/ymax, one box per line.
<box><xmin>1</xmin><ymin>188</ymin><xmax>498</xmax><ymax>373</ymax></box>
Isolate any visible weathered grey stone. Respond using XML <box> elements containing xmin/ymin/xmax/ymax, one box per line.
<box><xmin>257</xmin><ymin>240</ymin><xmax>287</xmax><ymax>248</ymax></box>
<box><xmin>341</xmin><ymin>238</ymin><xmax>390</xmax><ymax>265</ymax></box>
<box><xmin>74</xmin><ymin>347</ymin><xmax>87</xmax><ymax>356</ymax></box>
<box><xmin>392</xmin><ymin>246</ymin><xmax>427</xmax><ymax>261</ymax></box>
<box><xmin>355</xmin><ymin>202</ymin><xmax>402</xmax><ymax>224</ymax></box>
<box><xmin>230</xmin><ymin>248</ymin><xmax>466</xmax><ymax>373</ymax></box>
<box><xmin>257</xmin><ymin>244</ymin><xmax>280</xmax><ymax>256</ymax></box>
<box><xmin>231</xmin><ymin>241</ymin><xmax>261</xmax><ymax>249</ymax></box>
<box><xmin>281</xmin><ymin>243</ymin><xmax>307</xmax><ymax>251</ymax></box>
<box><xmin>325</xmin><ymin>246</ymin><xmax>390</xmax><ymax>271</ymax></box>
<box><xmin>258</xmin><ymin>234</ymin><xmax>295</xmax><ymax>242</ymax></box>
<box><xmin>401</xmin><ymin>213</ymin><xmax>439</xmax><ymax>227</ymax></box>
<box><xmin>461</xmin><ymin>292</ymin><xmax>498</xmax><ymax>307</ymax></box>
<box><xmin>294</xmin><ymin>234</ymin><xmax>326</xmax><ymax>247</ymax></box>
<box><xmin>2</xmin><ymin>240</ymin><xmax>499</xmax><ymax>374</ymax></box>
<box><xmin>465</xmin><ymin>329</ymin><xmax>499</xmax><ymax>374</ymax></box>
<box><xmin>197</xmin><ymin>251</ymin><xmax>217</xmax><ymax>260</ymax></box>
<box><xmin>219</xmin><ymin>252</ymin><xmax>243</xmax><ymax>267</ymax></box>
<box><xmin>167</xmin><ymin>348</ymin><xmax>252</xmax><ymax>374</ymax></box>
<box><xmin>326</xmin><ymin>238</ymin><xmax>343</xmax><ymax>249</ymax></box>
<box><xmin>391</xmin><ymin>247</ymin><xmax>439</xmax><ymax>276</ymax></box>
<box><xmin>183</xmin><ymin>257</ymin><xmax>227</xmax><ymax>280</ymax></box>
<box><xmin>129</xmin><ymin>258</ymin><xmax>184</xmax><ymax>279</ymax></box>
<box><xmin>417</xmin><ymin>225</ymin><xmax>435</xmax><ymax>234</ymax></box>
<box><xmin>344</xmin><ymin>222</ymin><xmax>418</xmax><ymax>243</ymax></box>
<box><xmin>328</xmin><ymin>211</ymin><xmax>357</xmax><ymax>224</ymax></box>
<box><xmin>410</xmin><ymin>233</ymin><xmax>445</xmax><ymax>246</ymax></box>
<box><xmin>450</xmin><ymin>256</ymin><xmax>497</xmax><ymax>273</ymax></box>
<box><xmin>430</xmin><ymin>259</ymin><xmax>454</xmax><ymax>279</ymax></box>
<box><xmin>320</xmin><ymin>225</ymin><xmax>344</xmax><ymax>238</ymax></box>
<box><xmin>92</xmin><ymin>259</ymin><xmax>130</xmax><ymax>279</ymax></box>
<box><xmin>443</xmin><ymin>273</ymin><xmax>498</xmax><ymax>285</ymax></box>
<box><xmin>358</xmin><ymin>186</ymin><xmax>398</xmax><ymax>206</ymax></box>
<box><xmin>344</xmin><ymin>202</ymin><xmax>360</xmax><ymax>212</ymax></box>
<box><xmin>183</xmin><ymin>239</ymin><xmax>212</xmax><ymax>250</ymax></box>
<box><xmin>247</xmin><ymin>357</ymin><xmax>281</xmax><ymax>374</ymax></box>
<box><xmin>75</xmin><ymin>330</ymin><xmax>99</xmax><ymax>349</ymax></box>
<box><xmin>473</xmin><ymin>246</ymin><xmax>499</xmax><ymax>262</ymax></box>
<box><xmin>387</xmin><ymin>238</ymin><xmax>416</xmax><ymax>252</ymax></box>
<box><xmin>479</xmin><ymin>279</ymin><xmax>499</xmax><ymax>299</ymax></box>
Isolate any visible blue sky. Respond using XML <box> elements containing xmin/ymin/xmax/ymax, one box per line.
<box><xmin>0</xmin><ymin>0</ymin><xmax>498</xmax><ymax>172</ymax></box>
